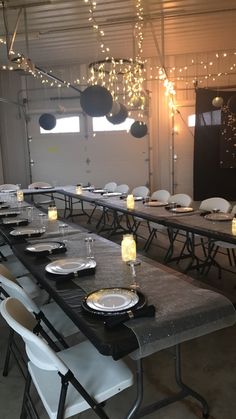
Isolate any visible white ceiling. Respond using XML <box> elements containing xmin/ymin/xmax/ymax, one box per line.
<box><xmin>0</xmin><ymin>0</ymin><xmax>236</xmax><ymax>68</ymax></box>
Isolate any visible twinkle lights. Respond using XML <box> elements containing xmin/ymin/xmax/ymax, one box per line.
<box><xmin>86</xmin><ymin>0</ymin><xmax>146</xmax><ymax>118</ymax></box>
<box><xmin>88</xmin><ymin>58</ymin><xmax>146</xmax><ymax>115</ymax></box>
<box><xmin>83</xmin><ymin>0</ymin><xmax>110</xmax><ymax>55</ymax></box>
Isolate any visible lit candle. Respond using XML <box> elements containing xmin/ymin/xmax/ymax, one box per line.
<box><xmin>48</xmin><ymin>205</ymin><xmax>57</xmax><ymax>221</ymax></box>
<box><xmin>16</xmin><ymin>190</ymin><xmax>24</xmax><ymax>202</ymax></box>
<box><xmin>76</xmin><ymin>184</ymin><xmax>83</xmax><ymax>194</ymax></box>
<box><xmin>121</xmin><ymin>234</ymin><xmax>136</xmax><ymax>262</ymax></box>
<box><xmin>126</xmin><ymin>194</ymin><xmax>135</xmax><ymax>210</ymax></box>
<box><xmin>232</xmin><ymin>218</ymin><xmax>236</xmax><ymax>236</ymax></box>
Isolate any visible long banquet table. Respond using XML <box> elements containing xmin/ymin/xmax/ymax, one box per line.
<box><xmin>0</xmin><ymin>199</ymin><xmax>236</xmax><ymax>418</ymax></box>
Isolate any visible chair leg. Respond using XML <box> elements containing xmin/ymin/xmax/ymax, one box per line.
<box><xmin>227</xmin><ymin>249</ymin><xmax>233</xmax><ymax>266</ymax></box>
<box><xmin>20</xmin><ymin>371</ymin><xmax>32</xmax><ymax>419</ymax></box>
<box><xmin>2</xmin><ymin>329</ymin><xmax>14</xmax><ymax>376</ymax></box>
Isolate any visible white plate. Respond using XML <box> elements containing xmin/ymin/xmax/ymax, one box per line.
<box><xmin>86</xmin><ymin>288</ymin><xmax>139</xmax><ymax>312</ymax></box>
<box><xmin>46</xmin><ymin>258</ymin><xmax>96</xmax><ymax>275</ymax></box>
<box><xmin>144</xmin><ymin>201</ymin><xmax>168</xmax><ymax>207</ymax></box>
<box><xmin>3</xmin><ymin>218</ymin><xmax>28</xmax><ymax>225</ymax></box>
<box><xmin>26</xmin><ymin>242</ymin><xmax>62</xmax><ymax>253</ymax></box>
<box><xmin>92</xmin><ymin>189</ymin><xmax>106</xmax><ymax>193</ymax></box>
<box><xmin>0</xmin><ymin>189</ymin><xmax>16</xmax><ymax>193</ymax></box>
<box><xmin>169</xmin><ymin>207</ymin><xmax>194</xmax><ymax>213</ymax></box>
<box><xmin>0</xmin><ymin>210</ymin><xmax>21</xmax><ymax>216</ymax></box>
<box><xmin>103</xmin><ymin>192</ymin><xmax>122</xmax><ymax>197</ymax></box>
<box><xmin>10</xmin><ymin>227</ymin><xmax>45</xmax><ymax>236</ymax></box>
<box><xmin>205</xmin><ymin>213</ymin><xmax>233</xmax><ymax>221</ymax></box>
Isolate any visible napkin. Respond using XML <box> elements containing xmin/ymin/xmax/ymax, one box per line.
<box><xmin>104</xmin><ymin>304</ymin><xmax>156</xmax><ymax>329</ymax></box>
<box><xmin>46</xmin><ymin>266</ymin><xmax>96</xmax><ymax>282</ymax></box>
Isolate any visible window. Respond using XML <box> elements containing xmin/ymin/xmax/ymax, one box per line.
<box><xmin>92</xmin><ymin>116</ymin><xmax>134</xmax><ymax>132</ymax></box>
<box><xmin>40</xmin><ymin>116</ymin><xmax>80</xmax><ymax>134</ymax></box>
<box><xmin>188</xmin><ymin>110</ymin><xmax>221</xmax><ymax>127</ymax></box>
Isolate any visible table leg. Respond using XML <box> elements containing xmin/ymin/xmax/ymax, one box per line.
<box><xmin>126</xmin><ymin>344</ymin><xmax>209</xmax><ymax>418</ymax></box>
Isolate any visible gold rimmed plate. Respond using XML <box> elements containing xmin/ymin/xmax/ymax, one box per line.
<box><xmin>144</xmin><ymin>201</ymin><xmax>168</xmax><ymax>207</ymax></box>
<box><xmin>169</xmin><ymin>207</ymin><xmax>194</xmax><ymax>213</ymax></box>
<box><xmin>205</xmin><ymin>213</ymin><xmax>233</xmax><ymax>221</ymax></box>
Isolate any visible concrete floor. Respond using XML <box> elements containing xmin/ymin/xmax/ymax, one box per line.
<box><xmin>1</xmin><ymin>211</ymin><xmax>236</xmax><ymax>419</ymax></box>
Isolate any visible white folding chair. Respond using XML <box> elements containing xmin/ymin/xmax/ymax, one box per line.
<box><xmin>115</xmin><ymin>184</ymin><xmax>129</xmax><ymax>194</ymax></box>
<box><xmin>177</xmin><ymin>197</ymin><xmax>231</xmax><ymax>272</ymax></box>
<box><xmin>28</xmin><ymin>181</ymin><xmax>54</xmax><ymax>207</ymax></box>
<box><xmin>1</xmin><ymin>298</ymin><xmax>133</xmax><ymax>419</ymax></box>
<box><xmin>0</xmin><ymin>183</ymin><xmax>20</xmax><ymax>191</ymax></box>
<box><xmin>202</xmin><ymin>203</ymin><xmax>235</xmax><ymax>278</ymax></box>
<box><xmin>0</xmin><ymin>274</ymin><xmax>79</xmax><ymax>377</ymax></box>
<box><xmin>145</xmin><ymin>193</ymin><xmax>192</xmax><ymax>254</ymax></box>
<box><xmin>88</xmin><ymin>182</ymin><xmax>117</xmax><ymax>227</ymax></box>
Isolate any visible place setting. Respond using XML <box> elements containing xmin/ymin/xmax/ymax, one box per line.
<box><xmin>44</xmin><ymin>235</ymin><xmax>97</xmax><ymax>281</ymax></box>
<box><xmin>80</xmin><ymin>234</ymin><xmax>156</xmax><ymax>329</ymax></box>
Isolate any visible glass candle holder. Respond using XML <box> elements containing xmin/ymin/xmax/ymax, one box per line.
<box><xmin>232</xmin><ymin>218</ymin><xmax>236</xmax><ymax>236</ymax></box>
<box><xmin>121</xmin><ymin>234</ymin><xmax>136</xmax><ymax>262</ymax></box>
<box><xmin>48</xmin><ymin>205</ymin><xmax>58</xmax><ymax>221</ymax></box>
<box><xmin>16</xmin><ymin>190</ymin><xmax>24</xmax><ymax>202</ymax></box>
<box><xmin>126</xmin><ymin>194</ymin><xmax>135</xmax><ymax>210</ymax></box>
<box><xmin>76</xmin><ymin>184</ymin><xmax>83</xmax><ymax>194</ymax></box>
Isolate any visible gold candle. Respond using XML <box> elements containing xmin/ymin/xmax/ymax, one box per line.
<box><xmin>126</xmin><ymin>194</ymin><xmax>135</xmax><ymax>210</ymax></box>
<box><xmin>48</xmin><ymin>205</ymin><xmax>58</xmax><ymax>221</ymax></box>
<box><xmin>121</xmin><ymin>234</ymin><xmax>136</xmax><ymax>262</ymax></box>
<box><xmin>16</xmin><ymin>190</ymin><xmax>24</xmax><ymax>202</ymax></box>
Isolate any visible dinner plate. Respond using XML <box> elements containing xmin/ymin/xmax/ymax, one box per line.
<box><xmin>85</xmin><ymin>288</ymin><xmax>139</xmax><ymax>312</ymax></box>
<box><xmin>92</xmin><ymin>189</ymin><xmax>106</xmax><ymax>193</ymax></box>
<box><xmin>0</xmin><ymin>189</ymin><xmax>16</xmax><ymax>193</ymax></box>
<box><xmin>82</xmin><ymin>288</ymin><xmax>147</xmax><ymax>317</ymax></box>
<box><xmin>10</xmin><ymin>227</ymin><xmax>45</xmax><ymax>237</ymax></box>
<box><xmin>45</xmin><ymin>258</ymin><xmax>96</xmax><ymax>275</ymax></box>
<box><xmin>205</xmin><ymin>213</ymin><xmax>234</xmax><ymax>221</ymax></box>
<box><xmin>0</xmin><ymin>210</ymin><xmax>21</xmax><ymax>217</ymax></box>
<box><xmin>0</xmin><ymin>204</ymin><xmax>10</xmax><ymax>209</ymax></box>
<box><xmin>26</xmin><ymin>241</ymin><xmax>65</xmax><ymax>254</ymax></box>
<box><xmin>169</xmin><ymin>207</ymin><xmax>194</xmax><ymax>213</ymax></box>
<box><xmin>2</xmin><ymin>218</ymin><xmax>28</xmax><ymax>226</ymax></box>
<box><xmin>102</xmin><ymin>192</ymin><xmax>122</xmax><ymax>197</ymax></box>
<box><xmin>144</xmin><ymin>201</ymin><xmax>168</xmax><ymax>207</ymax></box>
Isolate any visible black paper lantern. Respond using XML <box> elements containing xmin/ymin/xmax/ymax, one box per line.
<box><xmin>39</xmin><ymin>113</ymin><xmax>56</xmax><ymax>131</ymax></box>
<box><xmin>106</xmin><ymin>103</ymin><xmax>128</xmax><ymax>124</ymax></box>
<box><xmin>130</xmin><ymin>121</ymin><xmax>148</xmax><ymax>138</ymax></box>
<box><xmin>227</xmin><ymin>95</ymin><xmax>236</xmax><ymax>114</ymax></box>
<box><xmin>80</xmin><ymin>85</ymin><xmax>113</xmax><ymax>117</ymax></box>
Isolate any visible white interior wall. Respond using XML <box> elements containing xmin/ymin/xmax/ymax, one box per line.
<box><xmin>25</xmin><ymin>64</ymin><xmax>150</xmax><ymax>191</ymax></box>
<box><xmin>0</xmin><ymin>71</ymin><xmax>30</xmax><ymax>187</ymax></box>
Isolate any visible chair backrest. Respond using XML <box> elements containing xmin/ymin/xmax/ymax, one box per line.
<box><xmin>104</xmin><ymin>182</ymin><xmax>117</xmax><ymax>192</ymax></box>
<box><xmin>199</xmin><ymin>197</ymin><xmax>231</xmax><ymax>213</ymax></box>
<box><xmin>231</xmin><ymin>204</ymin><xmax>236</xmax><ymax>215</ymax></box>
<box><xmin>0</xmin><ymin>184</ymin><xmax>19</xmax><ymax>191</ymax></box>
<box><xmin>115</xmin><ymin>184</ymin><xmax>129</xmax><ymax>194</ymax></box>
<box><xmin>168</xmin><ymin>193</ymin><xmax>192</xmax><ymax>207</ymax></box>
<box><xmin>1</xmin><ymin>298</ymin><xmax>68</xmax><ymax>374</ymax></box>
<box><xmin>0</xmin><ymin>264</ymin><xmax>17</xmax><ymax>283</ymax></box>
<box><xmin>0</xmin><ymin>274</ymin><xmax>39</xmax><ymax>314</ymax></box>
<box><xmin>132</xmin><ymin>186</ymin><xmax>150</xmax><ymax>198</ymax></box>
<box><xmin>151</xmin><ymin>189</ymin><xmax>170</xmax><ymax>202</ymax></box>
<box><xmin>28</xmin><ymin>182</ymin><xmax>52</xmax><ymax>189</ymax></box>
